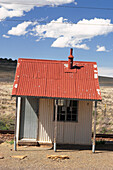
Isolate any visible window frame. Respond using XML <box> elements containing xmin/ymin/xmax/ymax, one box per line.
<box><xmin>53</xmin><ymin>99</ymin><xmax>78</xmax><ymax>122</ymax></box>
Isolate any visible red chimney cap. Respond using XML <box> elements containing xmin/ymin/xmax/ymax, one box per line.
<box><xmin>68</xmin><ymin>48</ymin><xmax>74</xmax><ymax>59</ymax></box>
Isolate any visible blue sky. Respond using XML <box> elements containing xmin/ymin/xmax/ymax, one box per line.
<box><xmin>0</xmin><ymin>0</ymin><xmax>113</xmax><ymax>77</ymax></box>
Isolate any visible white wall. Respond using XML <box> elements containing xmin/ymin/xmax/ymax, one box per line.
<box><xmin>38</xmin><ymin>99</ymin><xmax>54</xmax><ymax>143</ymax></box>
<box><xmin>38</xmin><ymin>99</ymin><xmax>93</xmax><ymax>145</ymax></box>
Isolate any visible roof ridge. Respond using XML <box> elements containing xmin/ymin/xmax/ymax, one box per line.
<box><xmin>18</xmin><ymin>58</ymin><xmax>97</xmax><ymax>64</ymax></box>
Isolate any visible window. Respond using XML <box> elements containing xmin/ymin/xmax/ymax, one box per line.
<box><xmin>54</xmin><ymin>99</ymin><xmax>78</xmax><ymax>122</ymax></box>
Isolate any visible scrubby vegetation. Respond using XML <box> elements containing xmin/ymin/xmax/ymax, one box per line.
<box><xmin>92</xmin><ymin>87</ymin><xmax>113</xmax><ymax>134</ymax></box>
<box><xmin>0</xmin><ymin>58</ymin><xmax>113</xmax><ymax>133</ymax></box>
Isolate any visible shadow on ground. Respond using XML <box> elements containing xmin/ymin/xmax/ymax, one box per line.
<box><xmin>56</xmin><ymin>144</ymin><xmax>113</xmax><ymax>152</ymax></box>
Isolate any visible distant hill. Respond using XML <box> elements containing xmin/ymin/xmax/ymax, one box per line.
<box><xmin>0</xmin><ymin>58</ymin><xmax>17</xmax><ymax>82</ymax></box>
<box><xmin>0</xmin><ymin>58</ymin><xmax>17</xmax><ymax>64</ymax></box>
<box><xmin>99</xmin><ymin>76</ymin><xmax>113</xmax><ymax>87</ymax></box>
<box><xmin>0</xmin><ymin>58</ymin><xmax>113</xmax><ymax>86</ymax></box>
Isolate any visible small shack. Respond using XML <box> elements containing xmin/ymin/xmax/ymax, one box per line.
<box><xmin>12</xmin><ymin>49</ymin><xmax>102</xmax><ymax>151</ymax></box>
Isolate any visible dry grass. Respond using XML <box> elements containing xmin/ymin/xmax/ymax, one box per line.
<box><xmin>95</xmin><ymin>86</ymin><xmax>113</xmax><ymax>134</ymax></box>
<box><xmin>0</xmin><ymin>82</ymin><xmax>15</xmax><ymax>130</ymax></box>
<box><xmin>0</xmin><ymin>81</ymin><xmax>113</xmax><ymax>133</ymax></box>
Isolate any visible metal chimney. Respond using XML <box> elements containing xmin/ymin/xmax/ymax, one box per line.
<box><xmin>68</xmin><ymin>48</ymin><xmax>74</xmax><ymax>69</ymax></box>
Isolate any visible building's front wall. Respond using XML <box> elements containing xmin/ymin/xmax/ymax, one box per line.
<box><xmin>38</xmin><ymin>98</ymin><xmax>93</xmax><ymax>145</ymax></box>
<box><xmin>38</xmin><ymin>99</ymin><xmax>54</xmax><ymax>143</ymax></box>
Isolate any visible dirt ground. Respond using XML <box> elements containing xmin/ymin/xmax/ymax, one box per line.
<box><xmin>0</xmin><ymin>134</ymin><xmax>113</xmax><ymax>170</ymax></box>
<box><xmin>0</xmin><ymin>142</ymin><xmax>113</xmax><ymax>170</ymax></box>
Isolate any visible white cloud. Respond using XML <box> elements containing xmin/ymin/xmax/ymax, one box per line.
<box><xmin>96</xmin><ymin>45</ymin><xmax>109</xmax><ymax>52</ymax></box>
<box><xmin>0</xmin><ymin>4</ymin><xmax>32</xmax><ymax>20</ymax></box>
<box><xmin>98</xmin><ymin>67</ymin><xmax>113</xmax><ymax>77</ymax></box>
<box><xmin>74</xmin><ymin>44</ymin><xmax>89</xmax><ymax>50</ymax></box>
<box><xmin>0</xmin><ymin>0</ymin><xmax>75</xmax><ymax>20</ymax></box>
<box><xmin>36</xmin><ymin>37</ymin><xmax>42</xmax><ymax>42</ymax></box>
<box><xmin>31</xmin><ymin>17</ymin><xmax>113</xmax><ymax>48</ymax></box>
<box><xmin>2</xmin><ymin>34</ymin><xmax>10</xmax><ymax>38</ymax></box>
<box><xmin>5</xmin><ymin>17</ymin><xmax>113</xmax><ymax>49</ymax></box>
<box><xmin>74</xmin><ymin>2</ymin><xmax>78</xmax><ymax>5</ymax></box>
<box><xmin>8</xmin><ymin>21</ymin><xmax>32</xmax><ymax>36</ymax></box>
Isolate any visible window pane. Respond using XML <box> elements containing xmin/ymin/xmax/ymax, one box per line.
<box><xmin>73</xmin><ymin>100</ymin><xmax>77</xmax><ymax>107</ymax></box>
<box><xmin>67</xmin><ymin>114</ymin><xmax>71</xmax><ymax>121</ymax></box>
<box><xmin>67</xmin><ymin>100</ymin><xmax>70</xmax><ymax>107</ymax></box>
<box><xmin>60</xmin><ymin>114</ymin><xmax>65</xmax><ymax>121</ymax></box>
<box><xmin>58</xmin><ymin>100</ymin><xmax>65</xmax><ymax>121</ymax></box>
<box><xmin>72</xmin><ymin>115</ymin><xmax>77</xmax><ymax>121</ymax></box>
<box><xmin>58</xmin><ymin>106</ymin><xmax>62</xmax><ymax>113</ymax></box>
<box><xmin>67</xmin><ymin>107</ymin><xmax>71</xmax><ymax>114</ymax></box>
<box><xmin>72</xmin><ymin>107</ymin><xmax>77</xmax><ymax>113</ymax></box>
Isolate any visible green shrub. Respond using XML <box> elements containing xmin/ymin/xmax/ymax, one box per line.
<box><xmin>100</xmin><ymin>127</ymin><xmax>107</xmax><ymax>134</ymax></box>
<box><xmin>0</xmin><ymin>121</ymin><xmax>9</xmax><ymax>130</ymax></box>
<box><xmin>6</xmin><ymin>140</ymin><xmax>14</xmax><ymax>145</ymax></box>
<box><xmin>96</xmin><ymin>140</ymin><xmax>105</xmax><ymax>145</ymax></box>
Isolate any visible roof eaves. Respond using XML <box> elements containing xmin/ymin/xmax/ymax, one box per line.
<box><xmin>12</xmin><ymin>95</ymin><xmax>102</xmax><ymax>101</ymax></box>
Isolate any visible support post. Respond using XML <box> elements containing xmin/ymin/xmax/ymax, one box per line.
<box><xmin>16</xmin><ymin>97</ymin><xmax>21</xmax><ymax>144</ymax></box>
<box><xmin>14</xmin><ymin>97</ymin><xmax>18</xmax><ymax>151</ymax></box>
<box><xmin>92</xmin><ymin>101</ymin><xmax>97</xmax><ymax>153</ymax></box>
<box><xmin>54</xmin><ymin>99</ymin><xmax>58</xmax><ymax>152</ymax></box>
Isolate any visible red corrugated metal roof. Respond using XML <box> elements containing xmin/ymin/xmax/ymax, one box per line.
<box><xmin>12</xmin><ymin>58</ymin><xmax>102</xmax><ymax>101</ymax></box>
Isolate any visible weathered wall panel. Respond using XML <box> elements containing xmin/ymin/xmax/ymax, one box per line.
<box><xmin>75</xmin><ymin>101</ymin><xmax>92</xmax><ymax>145</ymax></box>
<box><xmin>38</xmin><ymin>99</ymin><xmax>54</xmax><ymax>143</ymax></box>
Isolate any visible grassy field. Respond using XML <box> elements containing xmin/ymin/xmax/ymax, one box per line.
<box><xmin>0</xmin><ymin>82</ymin><xmax>15</xmax><ymax>130</ymax></box>
<box><xmin>0</xmin><ymin>59</ymin><xmax>113</xmax><ymax>133</ymax></box>
<box><xmin>0</xmin><ymin>59</ymin><xmax>16</xmax><ymax>130</ymax></box>
<box><xmin>95</xmin><ymin>87</ymin><xmax>113</xmax><ymax>134</ymax></box>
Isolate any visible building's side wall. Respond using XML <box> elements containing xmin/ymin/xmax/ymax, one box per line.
<box><xmin>19</xmin><ymin>97</ymin><xmax>38</xmax><ymax>140</ymax></box>
<box><xmin>38</xmin><ymin>99</ymin><xmax>93</xmax><ymax>145</ymax></box>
